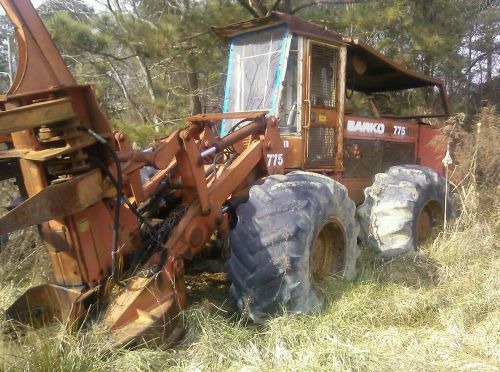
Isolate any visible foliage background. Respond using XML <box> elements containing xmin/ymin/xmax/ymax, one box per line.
<box><xmin>0</xmin><ymin>0</ymin><xmax>497</xmax><ymax>141</ymax></box>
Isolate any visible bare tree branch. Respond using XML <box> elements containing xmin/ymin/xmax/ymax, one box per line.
<box><xmin>237</xmin><ymin>0</ymin><xmax>260</xmax><ymax>17</ymax></box>
<box><xmin>291</xmin><ymin>0</ymin><xmax>368</xmax><ymax>14</ymax></box>
<box><xmin>107</xmin><ymin>59</ymin><xmax>148</xmax><ymax>123</ymax></box>
<box><xmin>98</xmin><ymin>51</ymin><xmax>137</xmax><ymax>61</ymax></box>
<box><xmin>237</xmin><ymin>0</ymin><xmax>267</xmax><ymax>17</ymax></box>
<box><xmin>268</xmin><ymin>0</ymin><xmax>283</xmax><ymax>15</ymax></box>
<box><xmin>448</xmin><ymin>44</ymin><xmax>500</xmax><ymax>99</ymax></box>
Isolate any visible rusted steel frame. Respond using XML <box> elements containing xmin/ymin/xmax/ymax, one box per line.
<box><xmin>0</xmin><ymin>85</ymin><xmax>113</xmax><ymax>138</ymax></box>
<box><xmin>0</xmin><ymin>148</ymin><xmax>20</xmax><ymax>160</ymax></box>
<box><xmin>210</xmin><ymin>117</ymin><xmax>267</xmax><ymax>152</ymax></box>
<box><xmin>0</xmin><ymin>0</ymin><xmax>184</xmax><ymax>347</ymax></box>
<box><xmin>0</xmin><ymin>133</ymin><xmax>12</xmax><ymax>142</ymax></box>
<box><xmin>262</xmin><ymin>116</ymin><xmax>285</xmax><ymax>175</ymax></box>
<box><xmin>187</xmin><ymin>110</ymin><xmax>267</xmax><ymax>122</ymax></box>
<box><xmin>114</xmin><ymin>132</ymin><xmax>145</xmax><ymax>203</ymax></box>
<box><xmin>3</xmin><ymin>86</ymin><xmax>64</xmax><ymax>100</ymax></box>
<box><xmin>45</xmin><ymin>198</ymin><xmax>139</xmax><ymax>296</ymax></box>
<box><xmin>125</xmin><ymin>118</ymin><xmax>267</xmax><ymax>202</ymax></box>
<box><xmin>104</xmin><ymin>254</ymin><xmax>185</xmax><ymax>347</ymax></box>
<box><xmin>0</xmin><ymin>0</ymin><xmax>75</xmax><ymax>95</ymax></box>
<box><xmin>140</xmin><ymin>127</ymin><xmax>216</xmax><ymax>200</ymax></box>
<box><xmin>0</xmin><ymin>98</ymin><xmax>75</xmax><ymax>135</ymax></box>
<box><xmin>199</xmin><ymin>122</ymin><xmax>218</xmax><ymax>150</ymax></box>
<box><xmin>117</xmin><ymin>129</ymin><xmax>182</xmax><ymax>176</ymax></box>
<box><xmin>177</xmin><ymin>133</ymin><xmax>211</xmax><ymax>215</ymax></box>
<box><xmin>118</xmin><ymin>114</ymin><xmax>265</xmax><ymax>176</ymax></box>
<box><xmin>65</xmin><ymin>85</ymin><xmax>115</xmax><ymax>136</ymax></box>
<box><xmin>0</xmin><ymin>169</ymin><xmax>106</xmax><ymax>235</ymax></box>
<box><xmin>168</xmin><ymin>140</ymin><xmax>265</xmax><ymax>260</ymax></box>
<box><xmin>0</xmin><ymin>85</ymin><xmax>135</xmax><ymax>296</ymax></box>
<box><xmin>209</xmin><ymin>140</ymin><xmax>266</xmax><ymax>207</ymax></box>
<box><xmin>173</xmin><ymin>118</ymin><xmax>267</xmax><ymax>217</ymax></box>
<box><xmin>23</xmin><ymin>136</ymin><xmax>95</xmax><ymax>162</ymax></box>
<box><xmin>142</xmin><ymin>162</ymin><xmax>177</xmax><ymax>199</ymax></box>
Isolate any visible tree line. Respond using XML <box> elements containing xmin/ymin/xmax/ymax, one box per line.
<box><xmin>0</xmin><ymin>0</ymin><xmax>497</xmax><ymax>144</ymax></box>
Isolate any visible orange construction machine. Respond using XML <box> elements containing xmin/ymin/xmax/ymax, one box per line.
<box><xmin>0</xmin><ymin>2</ymin><xmax>451</xmax><ymax>347</ymax></box>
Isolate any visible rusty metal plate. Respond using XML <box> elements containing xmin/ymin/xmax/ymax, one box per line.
<box><xmin>0</xmin><ymin>169</ymin><xmax>105</xmax><ymax>234</ymax></box>
<box><xmin>5</xmin><ymin>283</ymin><xmax>85</xmax><ymax>328</ymax></box>
<box><xmin>0</xmin><ymin>148</ymin><xmax>22</xmax><ymax>159</ymax></box>
<box><xmin>23</xmin><ymin>136</ymin><xmax>95</xmax><ymax>162</ymax></box>
<box><xmin>187</xmin><ymin>111</ymin><xmax>267</xmax><ymax>122</ymax></box>
<box><xmin>0</xmin><ymin>98</ymin><xmax>76</xmax><ymax>135</ymax></box>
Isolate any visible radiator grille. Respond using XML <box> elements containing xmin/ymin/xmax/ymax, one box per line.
<box><xmin>310</xmin><ymin>44</ymin><xmax>338</xmax><ymax>108</ymax></box>
<box><xmin>343</xmin><ymin>139</ymin><xmax>415</xmax><ymax>178</ymax></box>
<box><xmin>382</xmin><ymin>141</ymin><xmax>415</xmax><ymax>170</ymax></box>
<box><xmin>343</xmin><ymin>139</ymin><xmax>383</xmax><ymax>178</ymax></box>
<box><xmin>307</xmin><ymin>125</ymin><xmax>335</xmax><ymax>163</ymax></box>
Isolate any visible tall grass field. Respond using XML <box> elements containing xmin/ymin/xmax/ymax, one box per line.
<box><xmin>0</xmin><ymin>109</ymin><xmax>498</xmax><ymax>371</ymax></box>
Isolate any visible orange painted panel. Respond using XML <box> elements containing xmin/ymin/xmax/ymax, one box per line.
<box><xmin>283</xmin><ymin>135</ymin><xmax>303</xmax><ymax>168</ymax></box>
<box><xmin>418</xmin><ymin>125</ymin><xmax>445</xmax><ymax>176</ymax></box>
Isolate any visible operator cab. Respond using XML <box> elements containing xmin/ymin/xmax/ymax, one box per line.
<box><xmin>213</xmin><ymin>12</ymin><xmax>450</xmax><ymax>190</ymax></box>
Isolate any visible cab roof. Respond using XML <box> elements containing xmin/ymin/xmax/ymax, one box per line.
<box><xmin>212</xmin><ymin>12</ymin><xmax>444</xmax><ymax>94</ymax></box>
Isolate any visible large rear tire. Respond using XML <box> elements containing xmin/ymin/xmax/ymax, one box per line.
<box><xmin>357</xmin><ymin>165</ymin><xmax>452</xmax><ymax>258</ymax></box>
<box><xmin>227</xmin><ymin>171</ymin><xmax>359</xmax><ymax>323</ymax></box>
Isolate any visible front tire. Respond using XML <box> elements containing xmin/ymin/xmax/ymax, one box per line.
<box><xmin>357</xmin><ymin>165</ymin><xmax>452</xmax><ymax>258</ymax></box>
<box><xmin>227</xmin><ymin>171</ymin><xmax>359</xmax><ymax>323</ymax></box>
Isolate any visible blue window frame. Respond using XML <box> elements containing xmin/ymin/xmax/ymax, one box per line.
<box><xmin>221</xmin><ymin>25</ymin><xmax>289</xmax><ymax>135</ymax></box>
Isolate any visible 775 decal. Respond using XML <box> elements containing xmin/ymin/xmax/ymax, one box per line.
<box><xmin>267</xmin><ymin>153</ymin><xmax>284</xmax><ymax>166</ymax></box>
<box><xmin>393</xmin><ymin>125</ymin><xmax>406</xmax><ymax>135</ymax></box>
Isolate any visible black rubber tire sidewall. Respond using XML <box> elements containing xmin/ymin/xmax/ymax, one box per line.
<box><xmin>227</xmin><ymin>171</ymin><xmax>359</xmax><ymax>323</ymax></box>
<box><xmin>357</xmin><ymin>165</ymin><xmax>452</xmax><ymax>258</ymax></box>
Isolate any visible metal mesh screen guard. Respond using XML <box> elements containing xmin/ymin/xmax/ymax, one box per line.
<box><xmin>310</xmin><ymin>44</ymin><xmax>338</xmax><ymax>108</ymax></box>
<box><xmin>307</xmin><ymin>125</ymin><xmax>335</xmax><ymax>163</ymax></box>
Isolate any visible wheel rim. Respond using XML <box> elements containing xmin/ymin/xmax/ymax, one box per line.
<box><xmin>416</xmin><ymin>200</ymin><xmax>444</xmax><ymax>243</ymax></box>
<box><xmin>310</xmin><ymin>219</ymin><xmax>346</xmax><ymax>283</ymax></box>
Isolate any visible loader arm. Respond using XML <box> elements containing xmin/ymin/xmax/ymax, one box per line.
<box><xmin>0</xmin><ymin>0</ymin><xmax>285</xmax><ymax>347</ymax></box>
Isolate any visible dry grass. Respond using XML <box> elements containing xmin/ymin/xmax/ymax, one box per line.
<box><xmin>0</xmin><ymin>179</ymin><xmax>498</xmax><ymax>371</ymax></box>
<box><xmin>1</xmin><ymin>109</ymin><xmax>498</xmax><ymax>371</ymax></box>
<box><xmin>440</xmin><ymin>106</ymin><xmax>500</xmax><ymax>188</ymax></box>
<box><xmin>0</xmin><ymin>180</ymin><xmax>50</xmax><ymax>308</ymax></box>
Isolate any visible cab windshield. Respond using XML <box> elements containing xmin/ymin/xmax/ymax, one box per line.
<box><xmin>222</xmin><ymin>26</ymin><xmax>288</xmax><ymax>134</ymax></box>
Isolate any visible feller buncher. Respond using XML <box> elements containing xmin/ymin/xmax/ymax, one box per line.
<box><xmin>0</xmin><ymin>1</ymin><xmax>451</xmax><ymax>347</ymax></box>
